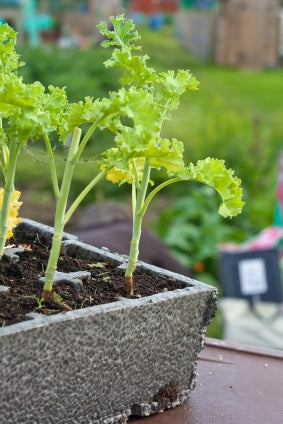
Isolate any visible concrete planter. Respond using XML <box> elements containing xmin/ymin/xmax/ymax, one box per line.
<box><xmin>0</xmin><ymin>219</ymin><xmax>217</xmax><ymax>424</ymax></box>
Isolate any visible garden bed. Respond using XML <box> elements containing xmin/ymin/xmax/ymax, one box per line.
<box><xmin>0</xmin><ymin>223</ymin><xmax>185</xmax><ymax>327</ymax></box>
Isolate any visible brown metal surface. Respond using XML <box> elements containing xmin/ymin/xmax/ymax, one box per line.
<box><xmin>130</xmin><ymin>338</ymin><xmax>283</xmax><ymax>424</ymax></box>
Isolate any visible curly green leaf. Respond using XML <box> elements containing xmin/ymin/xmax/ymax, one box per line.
<box><xmin>180</xmin><ymin>158</ymin><xmax>244</xmax><ymax>218</ymax></box>
<box><xmin>97</xmin><ymin>15</ymin><xmax>140</xmax><ymax>50</ymax></box>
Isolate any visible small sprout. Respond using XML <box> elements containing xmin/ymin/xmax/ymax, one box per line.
<box><xmin>102</xmin><ymin>276</ymin><xmax>111</xmax><ymax>282</ymax></box>
<box><xmin>98</xmin><ymin>271</ymin><xmax>111</xmax><ymax>282</ymax></box>
<box><xmin>88</xmin><ymin>262</ymin><xmax>105</xmax><ymax>269</ymax></box>
<box><xmin>81</xmin><ymin>295</ymin><xmax>94</xmax><ymax>308</ymax></box>
<box><xmin>52</xmin><ymin>293</ymin><xmax>63</xmax><ymax>304</ymax></box>
<box><xmin>35</xmin><ymin>297</ymin><xmax>45</xmax><ymax>310</ymax></box>
<box><xmin>80</xmin><ymin>298</ymin><xmax>88</xmax><ymax>308</ymax></box>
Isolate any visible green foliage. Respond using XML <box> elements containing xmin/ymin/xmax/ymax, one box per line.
<box><xmin>156</xmin><ymin>185</ymin><xmax>247</xmax><ymax>283</ymax></box>
<box><xmin>95</xmin><ymin>15</ymin><xmax>244</xmax><ymax>294</ymax></box>
<box><xmin>138</xmin><ymin>26</ymin><xmax>282</xmax><ymax>233</ymax></box>
<box><xmin>184</xmin><ymin>158</ymin><xmax>244</xmax><ymax>218</ymax></box>
<box><xmin>0</xmin><ymin>24</ymin><xmax>68</xmax><ymax>255</ymax></box>
<box><xmin>0</xmin><ymin>24</ymin><xmax>67</xmax><ymax>144</ymax></box>
<box><xmin>0</xmin><ymin>24</ymin><xmax>22</xmax><ymax>74</ymax></box>
<box><xmin>98</xmin><ymin>15</ymin><xmax>141</xmax><ymax>50</ymax></box>
<box><xmin>0</xmin><ymin>19</ymin><xmax>278</xmax><ymax>309</ymax></box>
<box><xmin>0</xmin><ymin>16</ymin><xmax>245</xmax><ymax>299</ymax></box>
<box><xmin>18</xmin><ymin>45</ymin><xmax>119</xmax><ymax>102</ymax></box>
<box><xmin>35</xmin><ymin>297</ymin><xmax>45</xmax><ymax>310</ymax></box>
<box><xmin>15</xmin><ymin>27</ymin><xmax>281</xmax><ymax>238</ymax></box>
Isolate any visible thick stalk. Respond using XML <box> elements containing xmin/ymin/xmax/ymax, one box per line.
<box><xmin>125</xmin><ymin>162</ymin><xmax>151</xmax><ymax>295</ymax></box>
<box><xmin>42</xmin><ymin>128</ymin><xmax>81</xmax><ymax>300</ymax></box>
<box><xmin>0</xmin><ymin>140</ymin><xmax>21</xmax><ymax>257</ymax></box>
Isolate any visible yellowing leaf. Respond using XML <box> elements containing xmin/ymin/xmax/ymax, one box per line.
<box><xmin>0</xmin><ymin>188</ymin><xmax>22</xmax><ymax>239</ymax></box>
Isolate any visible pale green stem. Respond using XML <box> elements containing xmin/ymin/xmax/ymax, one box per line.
<box><xmin>72</xmin><ymin>121</ymin><xmax>97</xmax><ymax>163</ymax></box>
<box><xmin>131</xmin><ymin>159</ymin><xmax>139</xmax><ymax>221</ymax></box>
<box><xmin>0</xmin><ymin>151</ymin><xmax>7</xmax><ymax>181</ymax></box>
<box><xmin>131</xmin><ymin>182</ymin><xmax>136</xmax><ymax>222</ymax></box>
<box><xmin>72</xmin><ymin>110</ymin><xmax>119</xmax><ymax>164</ymax></box>
<box><xmin>0</xmin><ymin>140</ymin><xmax>21</xmax><ymax>257</ymax></box>
<box><xmin>42</xmin><ymin>128</ymin><xmax>81</xmax><ymax>299</ymax></box>
<box><xmin>63</xmin><ymin>168</ymin><xmax>109</xmax><ymax>225</ymax></box>
<box><xmin>125</xmin><ymin>162</ymin><xmax>151</xmax><ymax>295</ymax></box>
<box><xmin>43</xmin><ymin>133</ymin><xmax>60</xmax><ymax>198</ymax></box>
<box><xmin>141</xmin><ymin>177</ymin><xmax>180</xmax><ymax>216</ymax></box>
<box><xmin>0</xmin><ymin>118</ymin><xmax>7</xmax><ymax>181</ymax></box>
<box><xmin>131</xmin><ymin>159</ymin><xmax>140</xmax><ymax>190</ymax></box>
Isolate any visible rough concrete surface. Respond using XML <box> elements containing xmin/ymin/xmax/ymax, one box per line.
<box><xmin>0</xmin><ymin>219</ymin><xmax>217</xmax><ymax>424</ymax></box>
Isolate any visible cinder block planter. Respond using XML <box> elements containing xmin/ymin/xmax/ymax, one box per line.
<box><xmin>0</xmin><ymin>219</ymin><xmax>217</xmax><ymax>424</ymax></box>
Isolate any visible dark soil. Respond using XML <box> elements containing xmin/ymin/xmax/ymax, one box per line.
<box><xmin>0</xmin><ymin>232</ymin><xmax>186</xmax><ymax>327</ymax></box>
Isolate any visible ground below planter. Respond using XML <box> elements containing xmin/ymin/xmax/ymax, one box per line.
<box><xmin>0</xmin><ymin>231</ymin><xmax>186</xmax><ymax>327</ymax></box>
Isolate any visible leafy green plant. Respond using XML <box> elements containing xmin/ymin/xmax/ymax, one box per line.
<box><xmin>0</xmin><ymin>16</ymin><xmax>244</xmax><ymax>302</ymax></box>
<box><xmin>35</xmin><ymin>297</ymin><xmax>45</xmax><ymax>310</ymax></box>
<box><xmin>0</xmin><ymin>24</ymin><xmax>67</xmax><ymax>254</ymax></box>
<box><xmin>97</xmin><ymin>15</ymin><xmax>244</xmax><ymax>295</ymax></box>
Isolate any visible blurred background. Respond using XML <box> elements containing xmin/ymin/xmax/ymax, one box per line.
<box><xmin>1</xmin><ymin>0</ymin><xmax>283</xmax><ymax>344</ymax></box>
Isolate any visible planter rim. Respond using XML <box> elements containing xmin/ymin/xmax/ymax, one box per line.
<box><xmin>0</xmin><ymin>281</ymin><xmax>211</xmax><ymax>336</ymax></box>
<box><xmin>0</xmin><ymin>219</ymin><xmax>216</xmax><ymax>336</ymax></box>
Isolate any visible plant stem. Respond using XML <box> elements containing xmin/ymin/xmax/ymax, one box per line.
<box><xmin>42</xmin><ymin>128</ymin><xmax>81</xmax><ymax>300</ymax></box>
<box><xmin>131</xmin><ymin>182</ymin><xmax>136</xmax><ymax>222</ymax></box>
<box><xmin>0</xmin><ymin>140</ymin><xmax>21</xmax><ymax>257</ymax></box>
<box><xmin>141</xmin><ymin>177</ymin><xmax>180</xmax><ymax>216</ymax></box>
<box><xmin>72</xmin><ymin>109</ymin><xmax>119</xmax><ymax>164</ymax></box>
<box><xmin>73</xmin><ymin>121</ymin><xmax>97</xmax><ymax>163</ymax></box>
<box><xmin>43</xmin><ymin>133</ymin><xmax>60</xmax><ymax>198</ymax></box>
<box><xmin>0</xmin><ymin>118</ymin><xmax>7</xmax><ymax>181</ymax></box>
<box><xmin>125</xmin><ymin>162</ymin><xmax>151</xmax><ymax>295</ymax></box>
<box><xmin>63</xmin><ymin>168</ymin><xmax>108</xmax><ymax>225</ymax></box>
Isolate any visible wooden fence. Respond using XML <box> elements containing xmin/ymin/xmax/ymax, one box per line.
<box><xmin>213</xmin><ymin>0</ymin><xmax>280</xmax><ymax>70</ymax></box>
<box><xmin>177</xmin><ymin>0</ymin><xmax>280</xmax><ymax>70</ymax></box>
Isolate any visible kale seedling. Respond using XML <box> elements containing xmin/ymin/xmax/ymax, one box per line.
<box><xmin>98</xmin><ymin>15</ymin><xmax>244</xmax><ymax>295</ymax></box>
<box><xmin>0</xmin><ymin>24</ymin><xmax>67</xmax><ymax>254</ymax></box>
